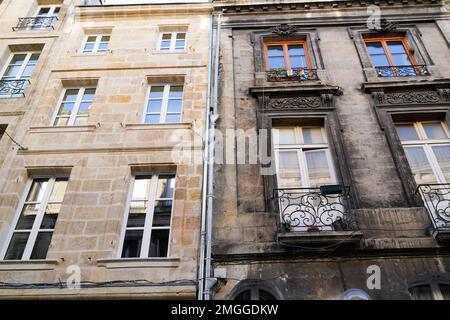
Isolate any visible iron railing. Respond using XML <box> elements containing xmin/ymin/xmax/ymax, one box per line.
<box><xmin>13</xmin><ymin>16</ymin><xmax>58</xmax><ymax>31</ymax></box>
<box><xmin>416</xmin><ymin>184</ymin><xmax>450</xmax><ymax>230</ymax></box>
<box><xmin>0</xmin><ymin>79</ymin><xmax>29</xmax><ymax>97</ymax></box>
<box><xmin>274</xmin><ymin>186</ymin><xmax>357</xmax><ymax>233</ymax></box>
<box><xmin>267</xmin><ymin>68</ymin><xmax>318</xmax><ymax>82</ymax></box>
<box><xmin>375</xmin><ymin>65</ymin><xmax>430</xmax><ymax>78</ymax></box>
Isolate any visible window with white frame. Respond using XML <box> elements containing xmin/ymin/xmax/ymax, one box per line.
<box><xmin>1</xmin><ymin>177</ymin><xmax>68</xmax><ymax>260</ymax></box>
<box><xmin>82</xmin><ymin>34</ymin><xmax>110</xmax><ymax>53</ymax></box>
<box><xmin>144</xmin><ymin>84</ymin><xmax>183</xmax><ymax>124</ymax></box>
<box><xmin>53</xmin><ymin>87</ymin><xmax>96</xmax><ymax>126</ymax></box>
<box><xmin>395</xmin><ymin>121</ymin><xmax>450</xmax><ymax>185</ymax></box>
<box><xmin>272</xmin><ymin>126</ymin><xmax>337</xmax><ymax>188</ymax></box>
<box><xmin>159</xmin><ymin>32</ymin><xmax>186</xmax><ymax>51</ymax></box>
<box><xmin>32</xmin><ymin>5</ymin><xmax>60</xmax><ymax>30</ymax></box>
<box><xmin>0</xmin><ymin>51</ymin><xmax>41</xmax><ymax>97</ymax></box>
<box><xmin>120</xmin><ymin>174</ymin><xmax>175</xmax><ymax>258</ymax></box>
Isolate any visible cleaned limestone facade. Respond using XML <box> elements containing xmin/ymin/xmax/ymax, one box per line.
<box><xmin>0</xmin><ymin>0</ymin><xmax>211</xmax><ymax>298</ymax></box>
<box><xmin>211</xmin><ymin>0</ymin><xmax>450</xmax><ymax>299</ymax></box>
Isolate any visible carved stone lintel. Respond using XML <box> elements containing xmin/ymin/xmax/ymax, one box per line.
<box><xmin>437</xmin><ymin>88</ymin><xmax>450</xmax><ymax>102</ymax></box>
<box><xmin>368</xmin><ymin>18</ymin><xmax>398</xmax><ymax>33</ymax></box>
<box><xmin>384</xmin><ymin>91</ymin><xmax>441</xmax><ymax>104</ymax></box>
<box><xmin>372</xmin><ymin>91</ymin><xmax>386</xmax><ymax>105</ymax></box>
<box><xmin>266</xmin><ymin>96</ymin><xmax>321</xmax><ymax>110</ymax></box>
<box><xmin>271</xmin><ymin>24</ymin><xmax>297</xmax><ymax>36</ymax></box>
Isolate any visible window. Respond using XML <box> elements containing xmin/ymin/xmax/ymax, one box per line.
<box><xmin>365</xmin><ymin>37</ymin><xmax>418</xmax><ymax>77</ymax></box>
<box><xmin>82</xmin><ymin>34</ymin><xmax>110</xmax><ymax>53</ymax></box>
<box><xmin>31</xmin><ymin>6</ymin><xmax>60</xmax><ymax>30</ymax></box>
<box><xmin>264</xmin><ymin>41</ymin><xmax>311</xmax><ymax>71</ymax></box>
<box><xmin>0</xmin><ymin>51</ymin><xmax>40</xmax><ymax>97</ymax></box>
<box><xmin>272</xmin><ymin>126</ymin><xmax>336</xmax><ymax>188</ymax></box>
<box><xmin>395</xmin><ymin>121</ymin><xmax>450</xmax><ymax>185</ymax></box>
<box><xmin>53</xmin><ymin>87</ymin><xmax>96</xmax><ymax>126</ymax></box>
<box><xmin>144</xmin><ymin>84</ymin><xmax>183</xmax><ymax>124</ymax></box>
<box><xmin>1</xmin><ymin>177</ymin><xmax>68</xmax><ymax>260</ymax></box>
<box><xmin>410</xmin><ymin>278</ymin><xmax>450</xmax><ymax>300</ymax></box>
<box><xmin>120</xmin><ymin>174</ymin><xmax>175</xmax><ymax>258</ymax></box>
<box><xmin>159</xmin><ymin>32</ymin><xmax>186</xmax><ymax>51</ymax></box>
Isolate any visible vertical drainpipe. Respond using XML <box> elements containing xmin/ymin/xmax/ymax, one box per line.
<box><xmin>198</xmin><ymin>13</ymin><xmax>214</xmax><ymax>300</ymax></box>
<box><xmin>204</xmin><ymin>12</ymin><xmax>222</xmax><ymax>301</ymax></box>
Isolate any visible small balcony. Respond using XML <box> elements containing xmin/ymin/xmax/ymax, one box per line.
<box><xmin>13</xmin><ymin>16</ymin><xmax>58</xmax><ymax>31</ymax></box>
<box><xmin>0</xmin><ymin>79</ymin><xmax>30</xmax><ymax>98</ymax></box>
<box><xmin>266</xmin><ymin>68</ymin><xmax>318</xmax><ymax>82</ymax></box>
<box><xmin>275</xmin><ymin>185</ymin><xmax>362</xmax><ymax>246</ymax></box>
<box><xmin>375</xmin><ymin>65</ymin><xmax>430</xmax><ymax>78</ymax></box>
<box><xmin>416</xmin><ymin>184</ymin><xmax>450</xmax><ymax>242</ymax></box>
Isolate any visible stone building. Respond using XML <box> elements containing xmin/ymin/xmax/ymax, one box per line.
<box><xmin>210</xmin><ymin>0</ymin><xmax>450</xmax><ymax>299</ymax></box>
<box><xmin>0</xmin><ymin>0</ymin><xmax>211</xmax><ymax>298</ymax></box>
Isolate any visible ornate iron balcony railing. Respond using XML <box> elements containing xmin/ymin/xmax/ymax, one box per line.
<box><xmin>267</xmin><ymin>68</ymin><xmax>318</xmax><ymax>82</ymax></box>
<box><xmin>416</xmin><ymin>184</ymin><xmax>450</xmax><ymax>230</ymax></box>
<box><xmin>0</xmin><ymin>79</ymin><xmax>30</xmax><ymax>97</ymax></box>
<box><xmin>375</xmin><ymin>65</ymin><xmax>430</xmax><ymax>77</ymax></box>
<box><xmin>13</xmin><ymin>16</ymin><xmax>58</xmax><ymax>31</ymax></box>
<box><xmin>275</xmin><ymin>186</ymin><xmax>358</xmax><ymax>233</ymax></box>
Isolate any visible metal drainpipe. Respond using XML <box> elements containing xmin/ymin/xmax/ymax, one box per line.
<box><xmin>198</xmin><ymin>14</ymin><xmax>215</xmax><ymax>301</ymax></box>
<box><xmin>204</xmin><ymin>12</ymin><xmax>222</xmax><ymax>301</ymax></box>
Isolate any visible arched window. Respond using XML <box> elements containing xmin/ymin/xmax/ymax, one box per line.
<box><xmin>230</xmin><ymin>280</ymin><xmax>280</xmax><ymax>300</ymax></box>
<box><xmin>409</xmin><ymin>274</ymin><xmax>450</xmax><ymax>300</ymax></box>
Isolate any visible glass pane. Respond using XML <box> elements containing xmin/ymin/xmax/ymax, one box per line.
<box><xmin>152</xmin><ymin>200</ymin><xmax>172</xmax><ymax>227</ymax></box>
<box><xmin>410</xmin><ymin>285</ymin><xmax>433</xmax><ymax>300</ymax></box>
<box><xmin>21</xmin><ymin>65</ymin><xmax>34</xmax><ymax>78</ymax></box>
<box><xmin>370</xmin><ymin>54</ymin><xmax>390</xmax><ymax>67</ymax></box>
<box><xmin>169</xmin><ymin>86</ymin><xmax>183</xmax><ymax>98</ymax></box>
<box><xmin>127</xmin><ymin>205</ymin><xmax>147</xmax><ymax>228</ymax></box>
<box><xmin>268</xmin><ymin>57</ymin><xmax>285</xmax><ymax>70</ymax></box>
<box><xmin>278</xmin><ymin>151</ymin><xmax>301</xmax><ymax>188</ymax></box>
<box><xmin>54</xmin><ymin>117</ymin><xmax>69</xmax><ymax>126</ymax></box>
<box><xmin>49</xmin><ymin>179</ymin><xmax>68</xmax><ymax>202</ymax></box>
<box><xmin>38</xmin><ymin>7</ymin><xmax>50</xmax><ymax>15</ymax></box>
<box><xmin>101</xmin><ymin>35</ymin><xmax>110</xmax><ymax>42</ymax></box>
<box><xmin>288</xmin><ymin>45</ymin><xmax>304</xmax><ymax>56</ymax></box>
<box><xmin>395</xmin><ymin>124</ymin><xmax>419</xmax><ymax>141</ymax></box>
<box><xmin>78</xmin><ymin>102</ymin><xmax>91</xmax><ymax>114</ymax></box>
<box><xmin>82</xmin><ymin>88</ymin><xmax>96</xmax><ymax>101</ymax></box>
<box><xmin>387</xmin><ymin>41</ymin><xmax>407</xmax><ymax>54</ymax></box>
<box><xmin>121</xmin><ymin>230</ymin><xmax>143</xmax><ymax>258</ymax></box>
<box><xmin>366</xmin><ymin>42</ymin><xmax>385</xmax><ymax>54</ymax></box>
<box><xmin>156</xmin><ymin>176</ymin><xmax>175</xmax><ymax>199</ymax></box>
<box><xmin>160</xmin><ymin>41</ymin><xmax>171</xmax><ymax>49</ymax></box>
<box><xmin>133</xmin><ymin>178</ymin><xmax>150</xmax><ymax>200</ymax></box>
<box><xmin>273</xmin><ymin>128</ymin><xmax>296</xmax><ymax>145</ymax></box>
<box><xmin>423</xmin><ymin>123</ymin><xmax>447</xmax><ymax>140</ymax></box>
<box><xmin>41</xmin><ymin>209</ymin><xmax>58</xmax><ymax>229</ymax></box>
<box><xmin>83</xmin><ymin>43</ymin><xmax>94</xmax><ymax>52</ymax></box>
<box><xmin>175</xmin><ymin>40</ymin><xmax>185</xmax><ymax>48</ymax></box>
<box><xmin>87</xmin><ymin>36</ymin><xmax>97</xmax><ymax>42</ymax></box>
<box><xmin>165</xmin><ymin>114</ymin><xmax>181</xmax><ymax>123</ymax></box>
<box><xmin>30</xmin><ymin>232</ymin><xmax>53</xmax><ymax>259</ymax></box>
<box><xmin>74</xmin><ymin>116</ymin><xmax>88</xmax><ymax>126</ymax></box>
<box><xmin>176</xmin><ymin>33</ymin><xmax>186</xmax><ymax>40</ymax></box>
<box><xmin>391</xmin><ymin>53</ymin><xmax>412</xmax><ymax>66</ymax></box>
<box><xmin>4</xmin><ymin>232</ymin><xmax>30</xmax><ymax>260</ymax></box>
<box><xmin>267</xmin><ymin>45</ymin><xmax>284</xmax><ymax>57</ymax></box>
<box><xmin>10</xmin><ymin>54</ymin><xmax>26</xmax><ymax>66</ymax></box>
<box><xmin>404</xmin><ymin>147</ymin><xmax>436</xmax><ymax>184</ymax></box>
<box><xmin>305</xmin><ymin>150</ymin><xmax>332</xmax><ymax>187</ymax></box>
<box><xmin>162</xmin><ymin>33</ymin><xmax>172</xmax><ymax>40</ymax></box>
<box><xmin>439</xmin><ymin>284</ymin><xmax>450</xmax><ymax>300</ymax></box>
<box><xmin>145</xmin><ymin>114</ymin><xmax>161</xmax><ymax>124</ymax></box>
<box><xmin>149</xmin><ymin>86</ymin><xmax>164</xmax><ymax>99</ymax></box>
<box><xmin>26</xmin><ymin>179</ymin><xmax>48</xmax><ymax>202</ymax></box>
<box><xmin>290</xmin><ymin>55</ymin><xmax>307</xmax><ymax>69</ymax></box>
<box><xmin>98</xmin><ymin>43</ymin><xmax>108</xmax><ymax>51</ymax></box>
<box><xmin>59</xmin><ymin>102</ymin><xmax>75</xmax><ymax>116</ymax></box>
<box><xmin>3</xmin><ymin>65</ymin><xmax>21</xmax><ymax>78</ymax></box>
<box><xmin>148</xmin><ymin>229</ymin><xmax>169</xmax><ymax>257</ymax></box>
<box><xmin>147</xmin><ymin>100</ymin><xmax>162</xmax><ymax>113</ymax></box>
<box><xmin>303</xmin><ymin>128</ymin><xmax>325</xmax><ymax>144</ymax></box>
<box><xmin>63</xmin><ymin>89</ymin><xmax>79</xmax><ymax>102</ymax></box>
<box><xmin>167</xmin><ymin>99</ymin><xmax>182</xmax><ymax>113</ymax></box>
<box><xmin>16</xmin><ymin>204</ymin><xmax>39</xmax><ymax>230</ymax></box>
<box><xmin>29</xmin><ymin>53</ymin><xmax>40</xmax><ymax>63</ymax></box>
<box><xmin>432</xmin><ymin>146</ymin><xmax>450</xmax><ymax>183</ymax></box>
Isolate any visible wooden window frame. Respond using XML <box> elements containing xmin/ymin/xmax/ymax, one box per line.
<box><xmin>263</xmin><ymin>41</ymin><xmax>313</xmax><ymax>72</ymax></box>
<box><xmin>364</xmin><ymin>36</ymin><xmax>418</xmax><ymax>68</ymax></box>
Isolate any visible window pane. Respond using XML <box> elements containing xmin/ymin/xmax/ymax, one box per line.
<box><xmin>83</xmin><ymin>43</ymin><xmax>94</xmax><ymax>52</ymax></box>
<box><xmin>387</xmin><ymin>41</ymin><xmax>407</xmax><ymax>54</ymax></box>
<box><xmin>175</xmin><ymin>40</ymin><xmax>185</xmax><ymax>48</ymax></box>
<box><xmin>410</xmin><ymin>285</ymin><xmax>433</xmax><ymax>300</ymax></box>
<box><xmin>26</xmin><ymin>179</ymin><xmax>48</xmax><ymax>202</ymax></box>
<box><xmin>162</xmin><ymin>33</ymin><xmax>172</xmax><ymax>40</ymax></box>
<box><xmin>21</xmin><ymin>65</ymin><xmax>35</xmax><ymax>78</ymax></box>
<box><xmin>439</xmin><ymin>284</ymin><xmax>450</xmax><ymax>300</ymax></box>
<box><xmin>396</xmin><ymin>124</ymin><xmax>419</xmax><ymax>141</ymax></box>
<box><xmin>145</xmin><ymin>114</ymin><xmax>161</xmax><ymax>124</ymax></box>
<box><xmin>303</xmin><ymin>128</ymin><xmax>325</xmax><ymax>144</ymax></box>
<box><xmin>4</xmin><ymin>232</ymin><xmax>30</xmax><ymax>260</ymax></box>
<box><xmin>148</xmin><ymin>229</ymin><xmax>169</xmax><ymax>257</ymax></box>
<box><xmin>267</xmin><ymin>45</ymin><xmax>284</xmax><ymax>57</ymax></box>
<box><xmin>59</xmin><ymin>102</ymin><xmax>75</xmax><ymax>116</ymax></box>
<box><xmin>78</xmin><ymin>102</ymin><xmax>91</xmax><ymax>115</ymax></box>
<box><xmin>268</xmin><ymin>57</ymin><xmax>285</xmax><ymax>70</ymax></box>
<box><xmin>3</xmin><ymin>65</ymin><xmax>21</xmax><ymax>78</ymax></box>
<box><xmin>16</xmin><ymin>204</ymin><xmax>39</xmax><ymax>230</ymax></box>
<box><xmin>259</xmin><ymin>290</ymin><xmax>276</xmax><ymax>300</ymax></box>
<box><xmin>290</xmin><ymin>55</ymin><xmax>307</xmax><ymax>69</ymax></box>
<box><xmin>156</xmin><ymin>176</ymin><xmax>175</xmax><ymax>199</ymax></box>
<box><xmin>370</xmin><ymin>54</ymin><xmax>390</xmax><ymax>67</ymax></box>
<box><xmin>423</xmin><ymin>123</ymin><xmax>447</xmax><ymax>140</ymax></box>
<box><xmin>49</xmin><ymin>179</ymin><xmax>68</xmax><ymax>202</ymax></box>
<box><xmin>273</xmin><ymin>128</ymin><xmax>296</xmax><ymax>145</ymax></box>
<box><xmin>82</xmin><ymin>88</ymin><xmax>96</xmax><ymax>101</ymax></box>
<box><xmin>160</xmin><ymin>41</ymin><xmax>171</xmax><ymax>49</ymax></box>
<box><xmin>404</xmin><ymin>147</ymin><xmax>436</xmax><ymax>184</ymax></box>
<box><xmin>101</xmin><ymin>35</ymin><xmax>110</xmax><ymax>42</ymax></box>
<box><xmin>133</xmin><ymin>178</ymin><xmax>150</xmax><ymax>199</ymax></box>
<box><xmin>167</xmin><ymin>99</ymin><xmax>182</xmax><ymax>113</ymax></box>
<box><xmin>121</xmin><ymin>230</ymin><xmax>143</xmax><ymax>258</ymax></box>
<box><xmin>366</xmin><ymin>42</ymin><xmax>385</xmax><ymax>54</ymax></box>
<box><xmin>149</xmin><ymin>86</ymin><xmax>164</xmax><ymax>98</ymax></box>
<box><xmin>288</xmin><ymin>45</ymin><xmax>304</xmax><ymax>56</ymax></box>
<box><xmin>147</xmin><ymin>100</ymin><xmax>162</xmax><ymax>113</ymax></box>
<box><xmin>10</xmin><ymin>54</ymin><xmax>27</xmax><ymax>65</ymax></box>
<box><xmin>165</xmin><ymin>114</ymin><xmax>181</xmax><ymax>123</ymax></box>
<box><xmin>169</xmin><ymin>86</ymin><xmax>183</xmax><ymax>98</ymax></box>
<box><xmin>41</xmin><ymin>209</ymin><xmax>58</xmax><ymax>229</ymax></box>
<box><xmin>432</xmin><ymin>146</ymin><xmax>450</xmax><ymax>183</ymax></box>
<box><xmin>30</xmin><ymin>231</ymin><xmax>53</xmax><ymax>260</ymax></box>
<box><xmin>74</xmin><ymin>116</ymin><xmax>88</xmax><ymax>126</ymax></box>
<box><xmin>63</xmin><ymin>89</ymin><xmax>79</xmax><ymax>102</ymax></box>
<box><xmin>305</xmin><ymin>150</ymin><xmax>332</xmax><ymax>187</ymax></box>
<box><xmin>176</xmin><ymin>33</ymin><xmax>186</xmax><ymax>40</ymax></box>
<box><xmin>235</xmin><ymin>290</ymin><xmax>252</xmax><ymax>300</ymax></box>
<box><xmin>38</xmin><ymin>7</ymin><xmax>50</xmax><ymax>15</ymax></box>
<box><xmin>127</xmin><ymin>208</ymin><xmax>147</xmax><ymax>228</ymax></box>
<box><xmin>86</xmin><ymin>36</ymin><xmax>96</xmax><ymax>42</ymax></box>
<box><xmin>98</xmin><ymin>43</ymin><xmax>108</xmax><ymax>51</ymax></box>
<box><xmin>54</xmin><ymin>117</ymin><xmax>69</xmax><ymax>126</ymax></box>
<box><xmin>278</xmin><ymin>151</ymin><xmax>301</xmax><ymax>188</ymax></box>
<box><xmin>391</xmin><ymin>53</ymin><xmax>412</xmax><ymax>66</ymax></box>
<box><xmin>152</xmin><ymin>200</ymin><xmax>172</xmax><ymax>227</ymax></box>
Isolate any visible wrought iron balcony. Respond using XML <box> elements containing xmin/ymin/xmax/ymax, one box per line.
<box><xmin>267</xmin><ymin>68</ymin><xmax>318</xmax><ymax>82</ymax></box>
<box><xmin>13</xmin><ymin>16</ymin><xmax>58</xmax><ymax>31</ymax></box>
<box><xmin>375</xmin><ymin>65</ymin><xmax>430</xmax><ymax>78</ymax></box>
<box><xmin>275</xmin><ymin>186</ymin><xmax>358</xmax><ymax>233</ymax></box>
<box><xmin>0</xmin><ymin>79</ymin><xmax>30</xmax><ymax>97</ymax></box>
<box><xmin>416</xmin><ymin>184</ymin><xmax>450</xmax><ymax>241</ymax></box>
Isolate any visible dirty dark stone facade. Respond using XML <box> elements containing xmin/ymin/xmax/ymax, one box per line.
<box><xmin>211</xmin><ymin>0</ymin><xmax>450</xmax><ymax>300</ymax></box>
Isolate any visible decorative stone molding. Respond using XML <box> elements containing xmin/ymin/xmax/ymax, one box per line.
<box><xmin>266</xmin><ymin>96</ymin><xmax>321</xmax><ymax>110</ymax></box>
<box><xmin>271</xmin><ymin>24</ymin><xmax>298</xmax><ymax>36</ymax></box>
<box><xmin>368</xmin><ymin>18</ymin><xmax>398</xmax><ymax>32</ymax></box>
<box><xmin>384</xmin><ymin>91</ymin><xmax>441</xmax><ymax>105</ymax></box>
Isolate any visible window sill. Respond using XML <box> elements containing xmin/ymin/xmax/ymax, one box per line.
<box><xmin>71</xmin><ymin>52</ymin><xmax>110</xmax><ymax>57</ymax></box>
<box><xmin>151</xmin><ymin>50</ymin><xmax>188</xmax><ymax>55</ymax></box>
<box><xmin>97</xmin><ymin>257</ymin><xmax>180</xmax><ymax>269</ymax></box>
<box><xmin>0</xmin><ymin>259</ymin><xmax>58</xmax><ymax>271</ymax></box>
<box><xmin>278</xmin><ymin>231</ymin><xmax>363</xmax><ymax>246</ymax></box>
<box><xmin>124</xmin><ymin>123</ymin><xmax>192</xmax><ymax>130</ymax></box>
<box><xmin>28</xmin><ymin>125</ymin><xmax>97</xmax><ymax>133</ymax></box>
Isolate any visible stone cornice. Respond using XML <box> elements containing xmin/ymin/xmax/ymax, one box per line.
<box><xmin>215</xmin><ymin>0</ymin><xmax>443</xmax><ymax>14</ymax></box>
<box><xmin>361</xmin><ymin>78</ymin><xmax>450</xmax><ymax>93</ymax></box>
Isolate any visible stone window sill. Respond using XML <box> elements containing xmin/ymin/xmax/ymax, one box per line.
<box><xmin>151</xmin><ymin>50</ymin><xmax>188</xmax><ymax>55</ymax></box>
<box><xmin>28</xmin><ymin>125</ymin><xmax>97</xmax><ymax>133</ymax></box>
<box><xmin>124</xmin><ymin>123</ymin><xmax>192</xmax><ymax>131</ymax></box>
<box><xmin>97</xmin><ymin>257</ymin><xmax>180</xmax><ymax>269</ymax></box>
<box><xmin>71</xmin><ymin>51</ymin><xmax>111</xmax><ymax>58</ymax></box>
<box><xmin>0</xmin><ymin>259</ymin><xmax>58</xmax><ymax>271</ymax></box>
